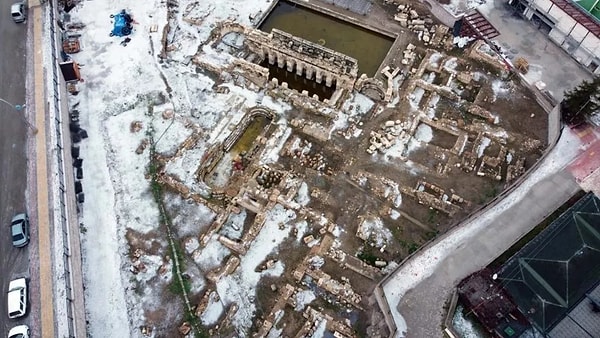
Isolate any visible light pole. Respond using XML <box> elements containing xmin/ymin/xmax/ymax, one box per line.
<box><xmin>0</xmin><ymin>98</ymin><xmax>38</xmax><ymax>134</ymax></box>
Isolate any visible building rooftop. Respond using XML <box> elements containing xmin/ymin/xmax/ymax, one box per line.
<box><xmin>548</xmin><ymin>282</ymin><xmax>600</xmax><ymax>338</ymax></box>
<box><xmin>497</xmin><ymin>192</ymin><xmax>600</xmax><ymax>334</ymax></box>
<box><xmin>550</xmin><ymin>0</ymin><xmax>600</xmax><ymax>37</ymax></box>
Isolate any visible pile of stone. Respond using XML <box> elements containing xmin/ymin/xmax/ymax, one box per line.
<box><xmin>366</xmin><ymin>120</ymin><xmax>407</xmax><ymax>154</ymax></box>
<box><xmin>402</xmin><ymin>43</ymin><xmax>417</xmax><ymax>66</ymax></box>
<box><xmin>256</xmin><ymin>168</ymin><xmax>283</xmax><ymax>189</ymax></box>
<box><xmin>299</xmin><ymin>152</ymin><xmax>328</xmax><ymax>172</ymax></box>
<box><xmin>393</xmin><ymin>5</ymin><xmax>435</xmax><ymax>44</ymax></box>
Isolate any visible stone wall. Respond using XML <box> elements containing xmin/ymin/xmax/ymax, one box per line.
<box><xmin>245</xmin><ymin>28</ymin><xmax>359</xmax><ymax>90</ymax></box>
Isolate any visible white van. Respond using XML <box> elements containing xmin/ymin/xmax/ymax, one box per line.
<box><xmin>11</xmin><ymin>2</ymin><xmax>27</xmax><ymax>23</ymax></box>
<box><xmin>7</xmin><ymin>278</ymin><xmax>27</xmax><ymax>319</ymax></box>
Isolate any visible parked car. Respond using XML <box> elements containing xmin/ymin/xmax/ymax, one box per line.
<box><xmin>10</xmin><ymin>213</ymin><xmax>29</xmax><ymax>248</ymax></box>
<box><xmin>8</xmin><ymin>325</ymin><xmax>29</xmax><ymax>338</ymax></box>
<box><xmin>7</xmin><ymin>278</ymin><xmax>27</xmax><ymax>319</ymax></box>
<box><xmin>10</xmin><ymin>1</ymin><xmax>27</xmax><ymax>23</ymax></box>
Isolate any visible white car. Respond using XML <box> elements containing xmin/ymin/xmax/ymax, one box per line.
<box><xmin>10</xmin><ymin>2</ymin><xmax>27</xmax><ymax>23</ymax></box>
<box><xmin>7</xmin><ymin>278</ymin><xmax>27</xmax><ymax>319</ymax></box>
<box><xmin>8</xmin><ymin>325</ymin><xmax>29</xmax><ymax>338</ymax></box>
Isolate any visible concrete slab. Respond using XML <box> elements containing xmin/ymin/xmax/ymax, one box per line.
<box><xmin>479</xmin><ymin>0</ymin><xmax>592</xmax><ymax>101</ymax></box>
<box><xmin>394</xmin><ymin>169</ymin><xmax>580</xmax><ymax>338</ymax></box>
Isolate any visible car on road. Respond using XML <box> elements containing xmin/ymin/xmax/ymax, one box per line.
<box><xmin>10</xmin><ymin>213</ymin><xmax>29</xmax><ymax>248</ymax></box>
<box><xmin>7</xmin><ymin>277</ymin><xmax>27</xmax><ymax>319</ymax></box>
<box><xmin>10</xmin><ymin>2</ymin><xmax>27</xmax><ymax>23</ymax></box>
<box><xmin>8</xmin><ymin>325</ymin><xmax>29</xmax><ymax>338</ymax></box>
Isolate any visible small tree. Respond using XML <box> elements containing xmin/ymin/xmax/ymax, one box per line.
<box><xmin>561</xmin><ymin>76</ymin><xmax>600</xmax><ymax>126</ymax></box>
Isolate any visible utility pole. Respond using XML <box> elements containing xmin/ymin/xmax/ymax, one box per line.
<box><xmin>0</xmin><ymin>98</ymin><xmax>38</xmax><ymax>134</ymax></box>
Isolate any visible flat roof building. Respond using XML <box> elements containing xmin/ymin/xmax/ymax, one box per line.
<box><xmin>509</xmin><ymin>0</ymin><xmax>600</xmax><ymax>74</ymax></box>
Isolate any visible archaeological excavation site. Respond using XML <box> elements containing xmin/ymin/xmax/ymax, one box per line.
<box><xmin>73</xmin><ymin>0</ymin><xmax>552</xmax><ymax>336</ymax></box>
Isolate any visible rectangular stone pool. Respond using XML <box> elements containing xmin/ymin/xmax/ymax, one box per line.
<box><xmin>259</xmin><ymin>0</ymin><xmax>395</xmax><ymax>77</ymax></box>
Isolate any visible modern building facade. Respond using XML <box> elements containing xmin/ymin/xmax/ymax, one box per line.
<box><xmin>509</xmin><ymin>0</ymin><xmax>600</xmax><ymax>74</ymax></box>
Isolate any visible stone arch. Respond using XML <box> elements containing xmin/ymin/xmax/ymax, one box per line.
<box><xmin>422</xmin><ymin>0</ymin><xmax>433</xmax><ymax>11</ymax></box>
<box><xmin>207</xmin><ymin>21</ymin><xmax>247</xmax><ymax>47</ymax></box>
<box><xmin>220</xmin><ymin>31</ymin><xmax>245</xmax><ymax>49</ymax></box>
<box><xmin>358</xmin><ymin>80</ymin><xmax>385</xmax><ymax>101</ymax></box>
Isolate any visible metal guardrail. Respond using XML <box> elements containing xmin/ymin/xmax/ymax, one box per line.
<box><xmin>46</xmin><ymin>1</ymin><xmax>79</xmax><ymax>336</ymax></box>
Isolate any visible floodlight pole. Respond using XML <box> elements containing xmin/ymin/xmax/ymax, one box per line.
<box><xmin>0</xmin><ymin>98</ymin><xmax>38</xmax><ymax>134</ymax></box>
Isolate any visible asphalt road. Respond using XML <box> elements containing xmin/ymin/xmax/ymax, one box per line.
<box><xmin>0</xmin><ymin>1</ymin><xmax>32</xmax><ymax>335</ymax></box>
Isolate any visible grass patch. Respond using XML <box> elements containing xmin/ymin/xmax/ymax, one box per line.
<box><xmin>427</xmin><ymin>209</ymin><xmax>439</xmax><ymax>225</ymax></box>
<box><xmin>357</xmin><ymin>246</ymin><xmax>379</xmax><ymax>266</ymax></box>
<box><xmin>168</xmin><ymin>275</ymin><xmax>191</xmax><ymax>295</ymax></box>
<box><xmin>487</xmin><ymin>190</ymin><xmax>585</xmax><ymax>269</ymax></box>
<box><xmin>147</xmin><ymin>134</ymin><xmax>208</xmax><ymax>338</ymax></box>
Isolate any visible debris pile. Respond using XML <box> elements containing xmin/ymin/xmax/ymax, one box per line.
<box><xmin>367</xmin><ymin>120</ymin><xmax>409</xmax><ymax>154</ymax></box>
<box><xmin>393</xmin><ymin>5</ymin><xmax>435</xmax><ymax>44</ymax></box>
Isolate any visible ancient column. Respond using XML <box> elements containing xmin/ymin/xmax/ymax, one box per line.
<box><xmin>277</xmin><ymin>53</ymin><xmax>285</xmax><ymax>69</ymax></box>
<box><xmin>315</xmin><ymin>69</ymin><xmax>323</xmax><ymax>84</ymax></box>
<box><xmin>296</xmin><ymin>62</ymin><xmax>304</xmax><ymax>76</ymax></box>
<box><xmin>286</xmin><ymin>59</ymin><xmax>295</xmax><ymax>73</ymax></box>
<box><xmin>325</xmin><ymin>73</ymin><xmax>333</xmax><ymax>87</ymax></box>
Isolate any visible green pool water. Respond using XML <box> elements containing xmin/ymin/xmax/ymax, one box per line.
<box><xmin>259</xmin><ymin>0</ymin><xmax>394</xmax><ymax>77</ymax></box>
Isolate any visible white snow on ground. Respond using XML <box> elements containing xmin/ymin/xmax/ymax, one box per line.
<box><xmin>215</xmin><ymin>204</ymin><xmax>295</xmax><ymax>335</ymax></box>
<box><xmin>342</xmin><ymin>93</ymin><xmax>375</xmax><ymax>116</ymax></box>
<box><xmin>382</xmin><ymin>128</ymin><xmax>584</xmax><ymax>337</ymax></box>
<box><xmin>260</xmin><ymin>123</ymin><xmax>293</xmax><ymax>165</ymax></box>
<box><xmin>308</xmin><ymin>255</ymin><xmax>325</xmax><ymax>269</ymax></box>
<box><xmin>477</xmin><ymin>137</ymin><xmax>491</xmax><ymax>158</ymax></box>
<box><xmin>295</xmin><ymin>182</ymin><xmax>311</xmax><ymax>206</ymax></box>
<box><xmin>311</xmin><ymin>318</ymin><xmax>328</xmax><ymax>338</ymax></box>
<box><xmin>408</xmin><ymin>87</ymin><xmax>426</xmax><ymax>111</ymax></box>
<box><xmin>166</xmin><ymin>194</ymin><xmax>217</xmax><ymax>237</ymax></box>
<box><xmin>359</xmin><ymin>216</ymin><xmax>393</xmax><ymax>248</ymax></box>
<box><xmin>426</xmin><ymin>94</ymin><xmax>440</xmax><ymax>118</ymax></box>
<box><xmin>295</xmin><ymin>220</ymin><xmax>309</xmax><ymax>242</ymax></box>
<box><xmin>64</xmin><ymin>0</ymin><xmax>295</xmax><ymax>333</ymax></box>
<box><xmin>452</xmin><ymin>305</ymin><xmax>485</xmax><ymax>338</ymax></box>
<box><xmin>443</xmin><ymin>0</ymin><xmax>486</xmax><ymax>15</ymax></box>
<box><xmin>221</xmin><ymin>209</ymin><xmax>247</xmax><ymax>239</ymax></box>
<box><xmin>384</xmin><ymin>139</ymin><xmax>407</xmax><ymax>160</ymax></box>
<box><xmin>423</xmin><ymin>72</ymin><xmax>436</xmax><ymax>83</ymax></box>
<box><xmin>491</xmin><ymin>80</ymin><xmax>512</xmax><ymax>101</ymax></box>
<box><xmin>201</xmin><ymin>292</ymin><xmax>225</xmax><ymax>326</ymax></box>
<box><xmin>55</xmin><ymin>0</ymin><xmax>585</xmax><ymax>336</ymax></box>
<box><xmin>294</xmin><ymin>289</ymin><xmax>317</xmax><ymax>311</ymax></box>
<box><xmin>332</xmin><ymin>93</ymin><xmax>374</xmax><ymax>137</ymax></box>
<box><xmin>443</xmin><ymin>57</ymin><xmax>459</xmax><ymax>73</ymax></box>
<box><xmin>72</xmin><ymin>0</ymin><xmax>171</xmax><ymax>335</ymax></box>
<box><xmin>522</xmin><ymin>64</ymin><xmax>544</xmax><ymax>86</ymax></box>
<box><xmin>428</xmin><ymin>52</ymin><xmax>443</xmax><ymax>68</ymax></box>
<box><xmin>193</xmin><ymin>236</ymin><xmax>231</xmax><ymax>270</ymax></box>
<box><xmin>266</xmin><ymin>310</ymin><xmax>285</xmax><ymax>338</ymax></box>
<box><xmin>414</xmin><ymin>124</ymin><xmax>433</xmax><ymax>143</ymax></box>
<box><xmin>184</xmin><ymin>237</ymin><xmax>201</xmax><ymax>254</ymax></box>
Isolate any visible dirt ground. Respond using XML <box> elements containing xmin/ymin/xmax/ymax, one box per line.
<box><xmin>126</xmin><ymin>0</ymin><xmax>551</xmax><ymax>336</ymax></box>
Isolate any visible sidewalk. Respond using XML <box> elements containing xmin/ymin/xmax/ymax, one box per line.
<box><xmin>379</xmin><ymin>126</ymin><xmax>584</xmax><ymax>337</ymax></box>
<box><xmin>31</xmin><ymin>3</ymin><xmax>55</xmax><ymax>338</ymax></box>
<box><xmin>31</xmin><ymin>2</ymin><xmax>87</xmax><ymax>337</ymax></box>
